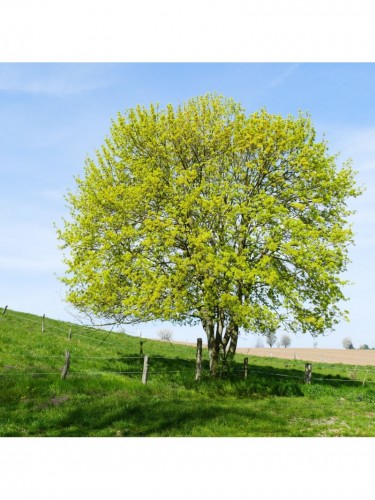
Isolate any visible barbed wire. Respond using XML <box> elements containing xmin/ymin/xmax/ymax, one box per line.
<box><xmin>0</xmin><ymin>352</ymin><xmax>200</xmax><ymax>362</ymax></box>
<box><xmin>42</xmin><ymin>321</ymin><xmax>123</xmax><ymax>346</ymax></box>
<box><xmin>1</xmin><ymin>365</ymin><xmax>375</xmax><ymax>383</ymax></box>
<box><xmin>3</xmin><ymin>311</ymin><xmax>43</xmax><ymax>326</ymax></box>
<box><xmin>72</xmin><ymin>370</ymin><xmax>144</xmax><ymax>375</ymax></box>
<box><xmin>68</xmin><ymin>332</ymin><xmax>120</xmax><ymax>346</ymax></box>
<box><xmin>2</xmin><ymin>309</ymin><xmax>375</xmax><ymax>383</ymax></box>
<box><xmin>144</xmin><ymin>355</ymin><xmax>206</xmax><ymax>361</ymax></box>
<box><xmin>1</xmin><ymin>354</ymin><xmax>68</xmax><ymax>359</ymax></box>
<box><xmin>148</xmin><ymin>369</ymin><xmax>195</xmax><ymax>374</ymax></box>
<box><xmin>0</xmin><ymin>309</ymin><xmax>243</xmax><ymax>362</ymax></box>
<box><xmin>0</xmin><ymin>369</ymin><xmax>192</xmax><ymax>376</ymax></box>
<box><xmin>2</xmin><ymin>310</ymin><xmax>123</xmax><ymax>347</ymax></box>
<box><xmin>0</xmin><ymin>371</ymin><xmax>60</xmax><ymax>376</ymax></box>
<box><xmin>1</xmin><ymin>354</ymin><xmax>374</xmax><ymax>380</ymax></box>
<box><xmin>1</xmin><ymin>349</ymin><xmax>373</xmax><ymax>378</ymax></box>
<box><xmin>235</xmin><ymin>368</ymin><xmax>305</xmax><ymax>380</ymax></box>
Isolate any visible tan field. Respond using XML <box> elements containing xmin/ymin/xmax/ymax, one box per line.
<box><xmin>173</xmin><ymin>340</ymin><xmax>375</xmax><ymax>366</ymax></box>
<box><xmin>236</xmin><ymin>347</ymin><xmax>375</xmax><ymax>366</ymax></box>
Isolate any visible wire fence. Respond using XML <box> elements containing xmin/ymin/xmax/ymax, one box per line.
<box><xmin>1</xmin><ymin>306</ymin><xmax>375</xmax><ymax>385</ymax></box>
<box><xmin>2</xmin><ymin>365</ymin><xmax>375</xmax><ymax>384</ymax></box>
<box><xmin>3</xmin><ymin>310</ymin><xmax>123</xmax><ymax>347</ymax></box>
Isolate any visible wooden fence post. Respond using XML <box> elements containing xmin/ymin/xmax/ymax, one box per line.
<box><xmin>196</xmin><ymin>338</ymin><xmax>202</xmax><ymax>381</ymax></box>
<box><xmin>304</xmin><ymin>363</ymin><xmax>312</xmax><ymax>384</ymax></box>
<box><xmin>2</xmin><ymin>305</ymin><xmax>8</xmax><ymax>316</ymax></box>
<box><xmin>243</xmin><ymin>357</ymin><xmax>249</xmax><ymax>379</ymax></box>
<box><xmin>61</xmin><ymin>350</ymin><xmax>71</xmax><ymax>380</ymax></box>
<box><xmin>142</xmin><ymin>355</ymin><xmax>149</xmax><ymax>384</ymax></box>
<box><xmin>42</xmin><ymin>314</ymin><xmax>45</xmax><ymax>333</ymax></box>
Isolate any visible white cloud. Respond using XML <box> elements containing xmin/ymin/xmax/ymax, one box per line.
<box><xmin>317</xmin><ymin>123</ymin><xmax>375</xmax><ymax>233</ymax></box>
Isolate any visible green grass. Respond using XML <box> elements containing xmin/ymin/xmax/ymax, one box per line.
<box><xmin>1</xmin><ymin>308</ymin><xmax>374</xmax><ymax>436</ymax></box>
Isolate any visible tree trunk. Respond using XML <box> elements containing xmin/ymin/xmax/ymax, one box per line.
<box><xmin>202</xmin><ymin>318</ymin><xmax>218</xmax><ymax>376</ymax></box>
<box><xmin>202</xmin><ymin>315</ymin><xmax>240</xmax><ymax>376</ymax></box>
<box><xmin>226</xmin><ymin>323</ymin><xmax>239</xmax><ymax>362</ymax></box>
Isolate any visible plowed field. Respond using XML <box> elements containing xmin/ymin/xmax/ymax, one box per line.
<box><xmin>236</xmin><ymin>348</ymin><xmax>375</xmax><ymax>366</ymax></box>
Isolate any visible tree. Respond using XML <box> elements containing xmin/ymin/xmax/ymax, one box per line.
<box><xmin>280</xmin><ymin>334</ymin><xmax>291</xmax><ymax>348</ymax></box>
<box><xmin>342</xmin><ymin>337</ymin><xmax>354</xmax><ymax>349</ymax></box>
<box><xmin>157</xmin><ymin>328</ymin><xmax>173</xmax><ymax>342</ymax></box>
<box><xmin>265</xmin><ymin>331</ymin><xmax>277</xmax><ymax>348</ymax></box>
<box><xmin>57</xmin><ymin>94</ymin><xmax>361</xmax><ymax>376</ymax></box>
<box><xmin>359</xmin><ymin>344</ymin><xmax>369</xmax><ymax>350</ymax></box>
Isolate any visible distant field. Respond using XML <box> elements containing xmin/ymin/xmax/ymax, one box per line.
<box><xmin>175</xmin><ymin>342</ymin><xmax>375</xmax><ymax>366</ymax></box>
<box><xmin>236</xmin><ymin>348</ymin><xmax>375</xmax><ymax>366</ymax></box>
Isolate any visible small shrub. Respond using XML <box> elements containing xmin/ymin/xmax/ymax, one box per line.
<box><xmin>157</xmin><ymin>329</ymin><xmax>173</xmax><ymax>342</ymax></box>
<box><xmin>342</xmin><ymin>337</ymin><xmax>354</xmax><ymax>349</ymax></box>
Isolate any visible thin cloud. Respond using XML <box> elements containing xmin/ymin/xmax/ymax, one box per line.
<box><xmin>0</xmin><ymin>64</ymin><xmax>116</xmax><ymax>97</ymax></box>
<box><xmin>267</xmin><ymin>63</ymin><xmax>300</xmax><ymax>89</ymax></box>
<box><xmin>342</xmin><ymin>127</ymin><xmax>375</xmax><ymax>171</ymax></box>
<box><xmin>322</xmin><ymin>124</ymin><xmax>375</xmax><ymax>163</ymax></box>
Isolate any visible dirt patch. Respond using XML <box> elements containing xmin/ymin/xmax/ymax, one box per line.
<box><xmin>235</xmin><ymin>348</ymin><xmax>375</xmax><ymax>366</ymax></box>
<box><xmin>50</xmin><ymin>395</ymin><xmax>69</xmax><ymax>406</ymax></box>
<box><xmin>38</xmin><ymin>395</ymin><xmax>69</xmax><ymax>410</ymax></box>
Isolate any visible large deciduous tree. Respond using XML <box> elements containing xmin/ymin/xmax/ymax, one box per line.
<box><xmin>57</xmin><ymin>94</ymin><xmax>361</xmax><ymax>376</ymax></box>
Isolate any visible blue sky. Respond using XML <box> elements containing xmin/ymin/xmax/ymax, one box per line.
<box><xmin>1</xmin><ymin>63</ymin><xmax>375</xmax><ymax>349</ymax></box>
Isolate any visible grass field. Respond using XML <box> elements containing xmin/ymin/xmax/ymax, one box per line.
<box><xmin>1</xmin><ymin>307</ymin><xmax>374</xmax><ymax>437</ymax></box>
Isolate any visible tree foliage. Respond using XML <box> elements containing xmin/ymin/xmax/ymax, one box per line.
<box><xmin>57</xmin><ymin>94</ymin><xmax>361</xmax><ymax>375</ymax></box>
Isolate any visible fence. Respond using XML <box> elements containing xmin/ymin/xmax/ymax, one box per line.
<box><xmin>1</xmin><ymin>306</ymin><xmax>375</xmax><ymax>386</ymax></box>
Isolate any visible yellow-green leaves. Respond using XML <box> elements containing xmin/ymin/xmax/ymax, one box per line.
<box><xmin>57</xmin><ymin>93</ymin><xmax>362</xmax><ymax>343</ymax></box>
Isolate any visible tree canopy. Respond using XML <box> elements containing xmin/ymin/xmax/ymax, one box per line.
<box><xmin>280</xmin><ymin>334</ymin><xmax>291</xmax><ymax>349</ymax></box>
<box><xmin>57</xmin><ymin>94</ymin><xmax>361</xmax><ymax>375</ymax></box>
<box><xmin>265</xmin><ymin>331</ymin><xmax>278</xmax><ymax>348</ymax></box>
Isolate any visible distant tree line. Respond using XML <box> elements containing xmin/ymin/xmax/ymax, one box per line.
<box><xmin>342</xmin><ymin>337</ymin><xmax>373</xmax><ymax>350</ymax></box>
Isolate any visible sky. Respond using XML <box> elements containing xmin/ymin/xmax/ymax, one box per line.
<box><xmin>1</xmin><ymin>62</ymin><xmax>375</xmax><ymax>349</ymax></box>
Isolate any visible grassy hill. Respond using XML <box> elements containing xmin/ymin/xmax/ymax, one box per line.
<box><xmin>1</xmin><ymin>307</ymin><xmax>374</xmax><ymax>436</ymax></box>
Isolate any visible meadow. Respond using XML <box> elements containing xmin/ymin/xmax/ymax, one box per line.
<box><xmin>0</xmin><ymin>308</ymin><xmax>374</xmax><ymax>437</ymax></box>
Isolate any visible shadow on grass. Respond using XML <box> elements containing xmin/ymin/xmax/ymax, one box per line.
<box><xmin>2</xmin><ymin>356</ymin><xmax>374</xmax><ymax>436</ymax></box>
<box><xmin>37</xmin><ymin>395</ymin><xmax>292</xmax><ymax>437</ymax></box>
